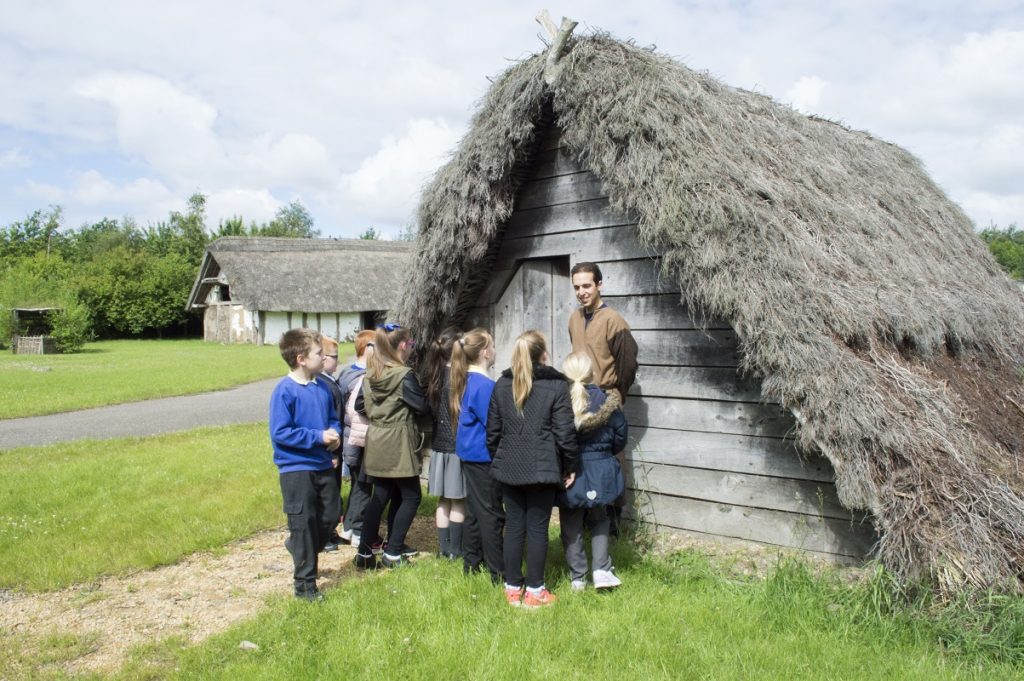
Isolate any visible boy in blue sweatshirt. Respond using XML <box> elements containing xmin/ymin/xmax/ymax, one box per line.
<box><xmin>269</xmin><ymin>328</ymin><xmax>342</xmax><ymax>601</ymax></box>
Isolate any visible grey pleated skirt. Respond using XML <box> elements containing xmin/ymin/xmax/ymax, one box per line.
<box><xmin>427</xmin><ymin>450</ymin><xmax>466</xmax><ymax>499</ymax></box>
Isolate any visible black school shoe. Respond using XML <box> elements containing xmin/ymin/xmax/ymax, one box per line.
<box><xmin>353</xmin><ymin>552</ymin><xmax>379</xmax><ymax>570</ymax></box>
<box><xmin>383</xmin><ymin>543</ymin><xmax>419</xmax><ymax>558</ymax></box>
<box><xmin>381</xmin><ymin>552</ymin><xmax>408</xmax><ymax>568</ymax></box>
<box><xmin>295</xmin><ymin>584</ymin><xmax>325</xmax><ymax>601</ymax></box>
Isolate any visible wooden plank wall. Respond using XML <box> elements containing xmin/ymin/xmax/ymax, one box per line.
<box><xmin>469</xmin><ymin>127</ymin><xmax>875</xmax><ymax>560</ymax></box>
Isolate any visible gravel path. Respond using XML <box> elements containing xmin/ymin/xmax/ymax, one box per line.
<box><xmin>1</xmin><ymin>517</ymin><xmax>439</xmax><ymax>676</ymax></box>
<box><xmin>0</xmin><ymin>378</ymin><xmax>279</xmax><ymax>450</ymax></box>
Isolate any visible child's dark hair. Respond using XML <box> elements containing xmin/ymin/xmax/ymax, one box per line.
<box><xmin>423</xmin><ymin>326</ymin><xmax>462</xmax><ymax>412</ymax></box>
<box><xmin>570</xmin><ymin>261</ymin><xmax>603</xmax><ymax>283</ymax></box>
<box><xmin>366</xmin><ymin>323</ymin><xmax>411</xmax><ymax>379</ymax></box>
<box><xmin>279</xmin><ymin>328</ymin><xmax>322</xmax><ymax>369</ymax></box>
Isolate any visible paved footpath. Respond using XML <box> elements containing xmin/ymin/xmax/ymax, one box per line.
<box><xmin>0</xmin><ymin>378</ymin><xmax>279</xmax><ymax>450</ymax></box>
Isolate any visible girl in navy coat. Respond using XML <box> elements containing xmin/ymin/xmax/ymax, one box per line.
<box><xmin>559</xmin><ymin>352</ymin><xmax>628</xmax><ymax>590</ymax></box>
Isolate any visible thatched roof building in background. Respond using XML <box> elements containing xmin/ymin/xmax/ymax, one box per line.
<box><xmin>187</xmin><ymin>237</ymin><xmax>413</xmax><ymax>344</ymax></box>
<box><xmin>399</xmin><ymin>33</ymin><xmax>1024</xmax><ymax>591</ymax></box>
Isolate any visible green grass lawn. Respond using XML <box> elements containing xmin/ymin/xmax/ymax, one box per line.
<box><xmin>2</xmin><ymin>419</ymin><xmax>1024</xmax><ymax>679</ymax></box>
<box><xmin>0</xmin><ymin>422</ymin><xmax>282</xmax><ymax>591</ymax></box>
<box><xmin>0</xmin><ymin>338</ymin><xmax>353</xmax><ymax>419</ymax></box>
<box><xmin>102</xmin><ymin>549</ymin><xmax>1024</xmax><ymax>681</ymax></box>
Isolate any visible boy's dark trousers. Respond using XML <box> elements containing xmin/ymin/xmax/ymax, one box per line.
<box><xmin>280</xmin><ymin>468</ymin><xmax>341</xmax><ymax>592</ymax></box>
<box><xmin>462</xmin><ymin>461</ymin><xmax>505</xmax><ymax>581</ymax></box>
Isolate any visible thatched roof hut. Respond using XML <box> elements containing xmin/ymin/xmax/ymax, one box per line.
<box><xmin>187</xmin><ymin>237</ymin><xmax>413</xmax><ymax>344</ymax></box>
<box><xmin>399</xmin><ymin>32</ymin><xmax>1024</xmax><ymax>591</ymax></box>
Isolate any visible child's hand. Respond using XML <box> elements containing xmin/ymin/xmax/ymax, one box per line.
<box><xmin>323</xmin><ymin>428</ymin><xmax>340</xmax><ymax>446</ymax></box>
<box><xmin>563</xmin><ymin>472</ymin><xmax>576</xmax><ymax>489</ymax></box>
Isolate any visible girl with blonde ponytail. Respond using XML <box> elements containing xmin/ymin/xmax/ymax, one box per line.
<box><xmin>557</xmin><ymin>352</ymin><xmax>627</xmax><ymax>591</ymax></box>
<box><xmin>449</xmin><ymin>328</ymin><xmax>502</xmax><ymax>577</ymax></box>
<box><xmin>486</xmin><ymin>330</ymin><xmax>579</xmax><ymax>608</ymax></box>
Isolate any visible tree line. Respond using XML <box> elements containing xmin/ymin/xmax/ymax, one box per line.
<box><xmin>0</xmin><ymin>194</ymin><xmax>322</xmax><ymax>351</ymax></box>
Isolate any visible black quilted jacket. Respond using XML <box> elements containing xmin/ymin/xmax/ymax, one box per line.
<box><xmin>486</xmin><ymin>364</ymin><xmax>579</xmax><ymax>486</ymax></box>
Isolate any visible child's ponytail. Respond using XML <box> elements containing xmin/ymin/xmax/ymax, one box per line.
<box><xmin>561</xmin><ymin>352</ymin><xmax>594</xmax><ymax>428</ymax></box>
<box><xmin>449</xmin><ymin>328</ymin><xmax>494</xmax><ymax>422</ymax></box>
<box><xmin>366</xmin><ymin>323</ymin><xmax>410</xmax><ymax>380</ymax></box>
<box><xmin>423</xmin><ymin>326</ymin><xmax>461</xmax><ymax>412</ymax></box>
<box><xmin>511</xmin><ymin>330</ymin><xmax>546</xmax><ymax>415</ymax></box>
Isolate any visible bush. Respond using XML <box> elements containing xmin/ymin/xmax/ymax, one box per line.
<box><xmin>49</xmin><ymin>299</ymin><xmax>93</xmax><ymax>353</ymax></box>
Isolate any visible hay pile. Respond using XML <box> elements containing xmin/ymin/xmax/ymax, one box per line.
<box><xmin>399</xmin><ymin>34</ymin><xmax>1024</xmax><ymax>592</ymax></box>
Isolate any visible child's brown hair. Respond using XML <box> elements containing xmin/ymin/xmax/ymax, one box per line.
<box><xmin>279</xmin><ymin>328</ymin><xmax>322</xmax><ymax>369</ymax></box>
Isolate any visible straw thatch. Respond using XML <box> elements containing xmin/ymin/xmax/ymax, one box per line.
<box><xmin>187</xmin><ymin>237</ymin><xmax>414</xmax><ymax>313</ymax></box>
<box><xmin>399</xmin><ymin>34</ymin><xmax>1024</xmax><ymax>592</ymax></box>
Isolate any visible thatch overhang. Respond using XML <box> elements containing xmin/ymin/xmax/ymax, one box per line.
<box><xmin>186</xmin><ymin>237</ymin><xmax>414</xmax><ymax>313</ymax></box>
<box><xmin>398</xmin><ymin>34</ymin><xmax>1024</xmax><ymax>591</ymax></box>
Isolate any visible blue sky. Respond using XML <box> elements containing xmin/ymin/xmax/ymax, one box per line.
<box><xmin>1</xmin><ymin>1</ymin><xmax>1021</xmax><ymax>238</ymax></box>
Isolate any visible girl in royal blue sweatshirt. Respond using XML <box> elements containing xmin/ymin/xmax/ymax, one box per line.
<box><xmin>449</xmin><ymin>328</ymin><xmax>503</xmax><ymax>580</ymax></box>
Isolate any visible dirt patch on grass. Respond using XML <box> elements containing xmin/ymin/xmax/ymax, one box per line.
<box><xmin>0</xmin><ymin>516</ymin><xmax>437</xmax><ymax>677</ymax></box>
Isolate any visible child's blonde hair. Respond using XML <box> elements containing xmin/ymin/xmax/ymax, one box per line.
<box><xmin>449</xmin><ymin>328</ymin><xmax>493</xmax><ymax>422</ymax></box>
<box><xmin>561</xmin><ymin>352</ymin><xmax>593</xmax><ymax>427</ymax></box>
<box><xmin>511</xmin><ymin>330</ymin><xmax>547</xmax><ymax>414</ymax></box>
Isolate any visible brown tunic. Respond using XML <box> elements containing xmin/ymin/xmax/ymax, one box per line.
<box><xmin>567</xmin><ymin>305</ymin><xmax>639</xmax><ymax>401</ymax></box>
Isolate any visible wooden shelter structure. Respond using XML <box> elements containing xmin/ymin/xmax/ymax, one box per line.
<box><xmin>399</xmin><ymin>27</ymin><xmax>1024</xmax><ymax>590</ymax></box>
<box><xmin>186</xmin><ymin>237</ymin><xmax>414</xmax><ymax>345</ymax></box>
<box><xmin>10</xmin><ymin>307</ymin><xmax>61</xmax><ymax>354</ymax></box>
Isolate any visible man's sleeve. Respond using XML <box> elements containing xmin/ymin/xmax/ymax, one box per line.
<box><xmin>609</xmin><ymin>322</ymin><xmax>639</xmax><ymax>400</ymax></box>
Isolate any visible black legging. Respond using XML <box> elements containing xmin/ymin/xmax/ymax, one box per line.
<box><xmin>357</xmin><ymin>476</ymin><xmax>421</xmax><ymax>555</ymax></box>
<box><xmin>501</xmin><ymin>483</ymin><xmax>557</xmax><ymax>589</ymax></box>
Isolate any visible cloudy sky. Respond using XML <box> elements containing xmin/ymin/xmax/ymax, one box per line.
<box><xmin>1</xmin><ymin>1</ymin><xmax>1021</xmax><ymax>238</ymax></box>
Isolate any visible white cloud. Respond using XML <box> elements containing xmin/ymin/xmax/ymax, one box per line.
<box><xmin>786</xmin><ymin>76</ymin><xmax>828</xmax><ymax>114</ymax></box>
<box><xmin>0</xmin><ymin>148</ymin><xmax>31</xmax><ymax>169</ymax></box>
<box><xmin>74</xmin><ymin>72</ymin><xmax>226</xmax><ymax>182</ymax></box>
<box><xmin>338</xmin><ymin>118</ymin><xmax>461</xmax><ymax>225</ymax></box>
<box><xmin>23</xmin><ymin>180</ymin><xmax>64</xmax><ymax>204</ymax></box>
<box><xmin>206</xmin><ymin>188</ymin><xmax>281</xmax><ymax>227</ymax></box>
<box><xmin>1</xmin><ymin>3</ymin><xmax>1022</xmax><ymax>234</ymax></box>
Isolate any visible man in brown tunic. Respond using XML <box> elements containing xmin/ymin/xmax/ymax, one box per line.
<box><xmin>567</xmin><ymin>262</ymin><xmax>638</xmax><ymax>401</ymax></box>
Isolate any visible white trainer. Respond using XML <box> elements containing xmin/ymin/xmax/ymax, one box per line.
<box><xmin>570</xmin><ymin>579</ymin><xmax>586</xmax><ymax>592</ymax></box>
<box><xmin>592</xmin><ymin>569</ymin><xmax>622</xmax><ymax>589</ymax></box>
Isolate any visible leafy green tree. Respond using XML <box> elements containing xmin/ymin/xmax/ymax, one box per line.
<box><xmin>251</xmin><ymin>201</ymin><xmax>319</xmax><ymax>238</ymax></box>
<box><xmin>0</xmin><ymin>206</ymin><xmax>68</xmax><ymax>260</ymax></box>
<box><xmin>146</xmin><ymin>192</ymin><xmax>210</xmax><ymax>263</ymax></box>
<box><xmin>216</xmin><ymin>216</ymin><xmax>247</xmax><ymax>237</ymax></box>
<box><xmin>68</xmin><ymin>217</ymin><xmax>143</xmax><ymax>262</ymax></box>
<box><xmin>358</xmin><ymin>226</ymin><xmax>379</xmax><ymax>240</ymax></box>
<box><xmin>980</xmin><ymin>224</ymin><xmax>1024</xmax><ymax>280</ymax></box>
<box><xmin>76</xmin><ymin>246</ymin><xmax>195</xmax><ymax>336</ymax></box>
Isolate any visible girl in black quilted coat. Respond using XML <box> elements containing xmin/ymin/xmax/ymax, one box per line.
<box><xmin>486</xmin><ymin>330</ymin><xmax>579</xmax><ymax>608</ymax></box>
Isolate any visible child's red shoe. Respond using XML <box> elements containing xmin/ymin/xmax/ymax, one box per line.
<box><xmin>504</xmin><ymin>585</ymin><xmax>524</xmax><ymax>607</ymax></box>
<box><xmin>522</xmin><ymin>588</ymin><xmax>557</xmax><ymax>608</ymax></box>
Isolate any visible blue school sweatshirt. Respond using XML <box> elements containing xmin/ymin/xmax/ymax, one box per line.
<box><xmin>269</xmin><ymin>375</ymin><xmax>340</xmax><ymax>473</ymax></box>
<box><xmin>456</xmin><ymin>370</ymin><xmax>496</xmax><ymax>463</ymax></box>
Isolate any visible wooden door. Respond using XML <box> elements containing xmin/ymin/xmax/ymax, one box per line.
<box><xmin>491</xmin><ymin>257</ymin><xmax>573</xmax><ymax>373</ymax></box>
